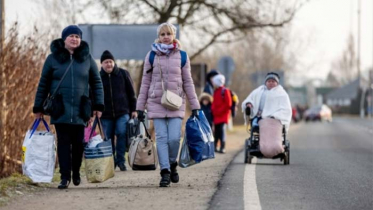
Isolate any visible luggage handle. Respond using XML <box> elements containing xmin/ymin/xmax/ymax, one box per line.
<box><xmin>89</xmin><ymin>116</ymin><xmax>107</xmax><ymax>140</ymax></box>
<box><xmin>135</xmin><ymin>121</ymin><xmax>151</xmax><ymax>139</ymax></box>
<box><xmin>29</xmin><ymin>118</ymin><xmax>50</xmax><ymax>138</ymax></box>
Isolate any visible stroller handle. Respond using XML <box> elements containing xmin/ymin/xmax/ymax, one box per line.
<box><xmin>245</xmin><ymin>107</ymin><xmax>251</xmax><ymax>116</ymax></box>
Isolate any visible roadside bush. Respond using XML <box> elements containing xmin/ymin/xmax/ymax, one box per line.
<box><xmin>0</xmin><ymin>24</ymin><xmax>47</xmax><ymax>178</ymax></box>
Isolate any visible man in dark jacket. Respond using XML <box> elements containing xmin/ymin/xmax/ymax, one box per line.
<box><xmin>100</xmin><ymin>50</ymin><xmax>137</xmax><ymax>171</ymax></box>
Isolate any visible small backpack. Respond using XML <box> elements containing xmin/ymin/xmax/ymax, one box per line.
<box><xmin>221</xmin><ymin>88</ymin><xmax>238</xmax><ymax>118</ymax></box>
<box><xmin>146</xmin><ymin>50</ymin><xmax>187</xmax><ymax>73</ymax></box>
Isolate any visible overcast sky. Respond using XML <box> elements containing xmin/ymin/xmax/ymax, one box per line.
<box><xmin>291</xmin><ymin>0</ymin><xmax>372</xmax><ymax>82</ymax></box>
<box><xmin>4</xmin><ymin>0</ymin><xmax>373</xmax><ymax>86</ymax></box>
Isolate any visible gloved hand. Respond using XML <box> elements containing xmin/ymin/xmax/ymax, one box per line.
<box><xmin>137</xmin><ymin>110</ymin><xmax>145</xmax><ymax>122</ymax></box>
<box><xmin>245</xmin><ymin>107</ymin><xmax>251</xmax><ymax>116</ymax></box>
<box><xmin>191</xmin><ymin>109</ymin><xmax>199</xmax><ymax>119</ymax></box>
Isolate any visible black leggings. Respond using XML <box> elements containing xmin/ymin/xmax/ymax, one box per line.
<box><xmin>214</xmin><ymin>123</ymin><xmax>226</xmax><ymax>151</ymax></box>
<box><xmin>55</xmin><ymin>124</ymin><xmax>84</xmax><ymax>180</ymax></box>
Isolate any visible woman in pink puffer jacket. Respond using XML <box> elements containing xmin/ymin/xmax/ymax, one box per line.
<box><xmin>136</xmin><ymin>23</ymin><xmax>200</xmax><ymax>187</ymax></box>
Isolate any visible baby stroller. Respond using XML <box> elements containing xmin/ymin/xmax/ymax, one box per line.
<box><xmin>244</xmin><ymin>107</ymin><xmax>290</xmax><ymax>165</ymax></box>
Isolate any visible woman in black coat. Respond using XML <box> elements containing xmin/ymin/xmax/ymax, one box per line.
<box><xmin>33</xmin><ymin>25</ymin><xmax>104</xmax><ymax>189</ymax></box>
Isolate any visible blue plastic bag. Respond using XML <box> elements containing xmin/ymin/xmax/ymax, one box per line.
<box><xmin>185</xmin><ymin>110</ymin><xmax>215</xmax><ymax>163</ymax></box>
<box><xmin>198</xmin><ymin>111</ymin><xmax>215</xmax><ymax>160</ymax></box>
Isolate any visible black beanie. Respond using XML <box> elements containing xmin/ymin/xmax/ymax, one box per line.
<box><xmin>100</xmin><ymin>50</ymin><xmax>115</xmax><ymax>63</ymax></box>
<box><xmin>61</xmin><ymin>25</ymin><xmax>82</xmax><ymax>40</ymax></box>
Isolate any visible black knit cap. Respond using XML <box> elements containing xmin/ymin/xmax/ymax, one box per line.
<box><xmin>61</xmin><ymin>25</ymin><xmax>82</xmax><ymax>40</ymax></box>
<box><xmin>100</xmin><ymin>50</ymin><xmax>115</xmax><ymax>63</ymax></box>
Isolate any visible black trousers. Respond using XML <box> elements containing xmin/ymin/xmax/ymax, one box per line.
<box><xmin>55</xmin><ymin>124</ymin><xmax>84</xmax><ymax>180</ymax></box>
<box><xmin>214</xmin><ymin>123</ymin><xmax>226</xmax><ymax>151</ymax></box>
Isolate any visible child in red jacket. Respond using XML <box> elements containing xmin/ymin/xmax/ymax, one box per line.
<box><xmin>211</xmin><ymin>75</ymin><xmax>232</xmax><ymax>153</ymax></box>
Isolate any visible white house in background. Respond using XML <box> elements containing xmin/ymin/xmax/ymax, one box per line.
<box><xmin>326</xmin><ymin>79</ymin><xmax>359</xmax><ymax>107</ymax></box>
<box><xmin>325</xmin><ymin>78</ymin><xmax>368</xmax><ymax>115</ymax></box>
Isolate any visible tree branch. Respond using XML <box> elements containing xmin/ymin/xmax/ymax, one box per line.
<box><xmin>140</xmin><ymin>0</ymin><xmax>161</xmax><ymax>14</ymax></box>
<box><xmin>190</xmin><ymin>20</ymin><xmax>292</xmax><ymax>60</ymax></box>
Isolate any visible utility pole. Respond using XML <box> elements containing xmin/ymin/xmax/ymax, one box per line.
<box><xmin>0</xmin><ymin>0</ymin><xmax>4</xmax><ymax>51</ymax></box>
<box><xmin>370</xmin><ymin>0</ymin><xmax>373</xmax><ymax>119</ymax></box>
<box><xmin>357</xmin><ymin>0</ymin><xmax>361</xmax><ymax>80</ymax></box>
<box><xmin>358</xmin><ymin>0</ymin><xmax>365</xmax><ymax>118</ymax></box>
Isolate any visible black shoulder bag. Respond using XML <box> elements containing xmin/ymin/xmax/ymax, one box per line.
<box><xmin>43</xmin><ymin>60</ymin><xmax>73</xmax><ymax>118</ymax></box>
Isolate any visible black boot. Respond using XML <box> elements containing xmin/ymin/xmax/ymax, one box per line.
<box><xmin>220</xmin><ymin>142</ymin><xmax>226</xmax><ymax>154</ymax></box>
<box><xmin>170</xmin><ymin>162</ymin><xmax>179</xmax><ymax>183</ymax></box>
<box><xmin>159</xmin><ymin>169</ymin><xmax>171</xmax><ymax>187</ymax></box>
<box><xmin>72</xmin><ymin>172</ymin><xmax>81</xmax><ymax>186</ymax></box>
<box><xmin>58</xmin><ymin>179</ymin><xmax>70</xmax><ymax>189</ymax></box>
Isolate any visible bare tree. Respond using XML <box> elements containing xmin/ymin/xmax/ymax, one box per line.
<box><xmin>325</xmin><ymin>71</ymin><xmax>342</xmax><ymax>87</ymax></box>
<box><xmin>78</xmin><ymin>0</ymin><xmax>306</xmax><ymax>60</ymax></box>
<box><xmin>328</xmin><ymin>34</ymin><xmax>358</xmax><ymax>86</ymax></box>
<box><xmin>34</xmin><ymin>0</ymin><xmax>89</xmax><ymax>40</ymax></box>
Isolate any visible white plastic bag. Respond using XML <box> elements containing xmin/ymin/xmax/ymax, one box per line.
<box><xmin>22</xmin><ymin>119</ymin><xmax>56</xmax><ymax>183</ymax></box>
<box><xmin>87</xmin><ymin>135</ymin><xmax>103</xmax><ymax>148</ymax></box>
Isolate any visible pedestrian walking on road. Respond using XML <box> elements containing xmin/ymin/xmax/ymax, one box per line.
<box><xmin>99</xmin><ymin>50</ymin><xmax>137</xmax><ymax>171</ymax></box>
<box><xmin>136</xmin><ymin>22</ymin><xmax>200</xmax><ymax>187</ymax></box>
<box><xmin>33</xmin><ymin>25</ymin><xmax>104</xmax><ymax>189</ymax></box>
<box><xmin>211</xmin><ymin>75</ymin><xmax>232</xmax><ymax>154</ymax></box>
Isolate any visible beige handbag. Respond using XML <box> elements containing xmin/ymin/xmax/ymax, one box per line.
<box><xmin>158</xmin><ymin>56</ymin><xmax>182</xmax><ymax>111</ymax></box>
<box><xmin>128</xmin><ymin>121</ymin><xmax>158</xmax><ymax>170</ymax></box>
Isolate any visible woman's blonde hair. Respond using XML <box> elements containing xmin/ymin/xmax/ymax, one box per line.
<box><xmin>155</xmin><ymin>23</ymin><xmax>182</xmax><ymax>48</ymax></box>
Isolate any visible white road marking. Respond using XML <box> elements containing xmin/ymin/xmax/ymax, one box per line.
<box><xmin>244</xmin><ymin>158</ymin><xmax>262</xmax><ymax>210</ymax></box>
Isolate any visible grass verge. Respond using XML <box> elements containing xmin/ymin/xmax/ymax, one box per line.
<box><xmin>0</xmin><ymin>173</ymin><xmax>50</xmax><ymax>207</ymax></box>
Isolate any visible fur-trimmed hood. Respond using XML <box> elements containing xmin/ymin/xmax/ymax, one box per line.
<box><xmin>50</xmin><ymin>38</ymin><xmax>90</xmax><ymax>63</ymax></box>
<box><xmin>199</xmin><ymin>92</ymin><xmax>213</xmax><ymax>103</ymax></box>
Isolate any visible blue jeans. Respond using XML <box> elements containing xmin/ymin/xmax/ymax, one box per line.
<box><xmin>101</xmin><ymin>114</ymin><xmax>130</xmax><ymax>165</ymax></box>
<box><xmin>153</xmin><ymin>118</ymin><xmax>182</xmax><ymax>171</ymax></box>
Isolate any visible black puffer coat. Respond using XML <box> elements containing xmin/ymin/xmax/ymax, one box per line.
<box><xmin>33</xmin><ymin>39</ymin><xmax>104</xmax><ymax>126</ymax></box>
<box><xmin>100</xmin><ymin>65</ymin><xmax>137</xmax><ymax>119</ymax></box>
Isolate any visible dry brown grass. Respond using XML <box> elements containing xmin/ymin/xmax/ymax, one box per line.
<box><xmin>0</xmin><ymin>24</ymin><xmax>48</xmax><ymax>178</ymax></box>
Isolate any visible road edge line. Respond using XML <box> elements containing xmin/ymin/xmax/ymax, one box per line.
<box><xmin>207</xmin><ymin>148</ymin><xmax>243</xmax><ymax>210</ymax></box>
<box><xmin>244</xmin><ymin>157</ymin><xmax>262</xmax><ymax>210</ymax></box>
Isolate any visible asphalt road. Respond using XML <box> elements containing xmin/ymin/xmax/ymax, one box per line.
<box><xmin>1</xmin><ymin>117</ymin><xmax>371</xmax><ymax>210</ymax></box>
<box><xmin>210</xmin><ymin>117</ymin><xmax>373</xmax><ymax>210</ymax></box>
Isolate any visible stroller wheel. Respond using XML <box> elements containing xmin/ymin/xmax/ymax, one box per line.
<box><xmin>284</xmin><ymin>145</ymin><xmax>290</xmax><ymax>165</ymax></box>
<box><xmin>244</xmin><ymin>140</ymin><xmax>252</xmax><ymax>164</ymax></box>
<box><xmin>248</xmin><ymin>154</ymin><xmax>252</xmax><ymax>164</ymax></box>
<box><xmin>245</xmin><ymin>149</ymin><xmax>252</xmax><ymax>164</ymax></box>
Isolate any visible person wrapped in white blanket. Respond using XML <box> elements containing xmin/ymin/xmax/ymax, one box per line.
<box><xmin>241</xmin><ymin>72</ymin><xmax>292</xmax><ymax>132</ymax></box>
